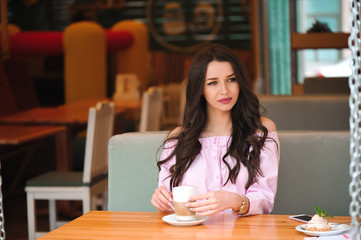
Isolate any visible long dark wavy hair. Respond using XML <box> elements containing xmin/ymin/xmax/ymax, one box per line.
<box><xmin>158</xmin><ymin>43</ymin><xmax>269</xmax><ymax>190</ymax></box>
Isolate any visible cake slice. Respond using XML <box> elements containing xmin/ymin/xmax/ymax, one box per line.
<box><xmin>305</xmin><ymin>207</ymin><xmax>333</xmax><ymax>231</ymax></box>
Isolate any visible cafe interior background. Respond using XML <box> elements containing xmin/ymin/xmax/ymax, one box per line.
<box><xmin>0</xmin><ymin>0</ymin><xmax>356</xmax><ymax>239</ymax></box>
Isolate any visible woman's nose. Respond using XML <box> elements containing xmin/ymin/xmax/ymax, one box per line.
<box><xmin>220</xmin><ymin>82</ymin><xmax>229</xmax><ymax>94</ymax></box>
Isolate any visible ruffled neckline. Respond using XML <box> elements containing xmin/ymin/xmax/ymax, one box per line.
<box><xmin>198</xmin><ymin>131</ymin><xmax>278</xmax><ymax>139</ymax></box>
<box><xmin>198</xmin><ymin>131</ymin><xmax>278</xmax><ymax>147</ymax></box>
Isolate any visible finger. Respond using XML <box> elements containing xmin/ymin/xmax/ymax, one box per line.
<box><xmin>157</xmin><ymin>200</ymin><xmax>171</xmax><ymax>211</ymax></box>
<box><xmin>191</xmin><ymin>204</ymin><xmax>220</xmax><ymax>216</ymax></box>
<box><xmin>186</xmin><ymin>198</ymin><xmax>212</xmax><ymax>208</ymax></box>
<box><xmin>196</xmin><ymin>209</ymin><xmax>218</xmax><ymax>216</ymax></box>
<box><xmin>159</xmin><ymin>186</ymin><xmax>172</xmax><ymax>197</ymax></box>
<box><xmin>151</xmin><ymin>198</ymin><xmax>163</xmax><ymax>211</ymax></box>
<box><xmin>156</xmin><ymin>188</ymin><xmax>172</xmax><ymax>205</ymax></box>
<box><xmin>190</xmin><ymin>203</ymin><xmax>217</xmax><ymax>213</ymax></box>
<box><xmin>151</xmin><ymin>197</ymin><xmax>164</xmax><ymax>210</ymax></box>
<box><xmin>152</xmin><ymin>197</ymin><xmax>172</xmax><ymax>212</ymax></box>
<box><xmin>158</xmin><ymin>186</ymin><xmax>173</xmax><ymax>202</ymax></box>
<box><xmin>151</xmin><ymin>198</ymin><xmax>165</xmax><ymax>211</ymax></box>
<box><xmin>188</xmin><ymin>192</ymin><xmax>212</xmax><ymax>201</ymax></box>
<box><xmin>155</xmin><ymin>193</ymin><xmax>171</xmax><ymax>210</ymax></box>
<box><xmin>152</xmin><ymin>190</ymin><xmax>171</xmax><ymax>211</ymax></box>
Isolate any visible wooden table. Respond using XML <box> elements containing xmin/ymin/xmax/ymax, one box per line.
<box><xmin>0</xmin><ymin>125</ymin><xmax>66</xmax><ymax>145</ymax></box>
<box><xmin>38</xmin><ymin>211</ymin><xmax>353</xmax><ymax>240</ymax></box>
<box><xmin>0</xmin><ymin>125</ymin><xmax>67</xmax><ymax>169</ymax></box>
<box><xmin>0</xmin><ymin>98</ymin><xmax>141</xmax><ymax>127</ymax></box>
<box><xmin>0</xmin><ymin>125</ymin><xmax>68</xmax><ymax>192</ymax></box>
<box><xmin>0</xmin><ymin>98</ymin><xmax>142</xmax><ymax>170</ymax></box>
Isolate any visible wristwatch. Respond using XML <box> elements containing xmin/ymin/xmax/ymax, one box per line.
<box><xmin>233</xmin><ymin>194</ymin><xmax>249</xmax><ymax>215</ymax></box>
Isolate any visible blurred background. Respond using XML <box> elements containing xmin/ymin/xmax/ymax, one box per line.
<box><xmin>1</xmin><ymin>0</ymin><xmax>351</xmax><ymax>101</ymax></box>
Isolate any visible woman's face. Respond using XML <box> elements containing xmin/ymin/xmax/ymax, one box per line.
<box><xmin>203</xmin><ymin>60</ymin><xmax>239</xmax><ymax>114</ymax></box>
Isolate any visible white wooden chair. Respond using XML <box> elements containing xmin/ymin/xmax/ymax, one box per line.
<box><xmin>160</xmin><ymin>83</ymin><xmax>182</xmax><ymax>130</ymax></box>
<box><xmin>139</xmin><ymin>87</ymin><xmax>163</xmax><ymax>132</ymax></box>
<box><xmin>25</xmin><ymin>101</ymin><xmax>114</xmax><ymax>240</ymax></box>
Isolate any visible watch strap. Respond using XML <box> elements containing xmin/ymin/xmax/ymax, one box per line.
<box><xmin>233</xmin><ymin>194</ymin><xmax>249</xmax><ymax>215</ymax></box>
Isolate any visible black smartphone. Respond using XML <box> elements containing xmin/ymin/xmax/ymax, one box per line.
<box><xmin>289</xmin><ymin>214</ymin><xmax>313</xmax><ymax>223</ymax></box>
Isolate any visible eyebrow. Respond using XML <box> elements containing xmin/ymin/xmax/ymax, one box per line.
<box><xmin>206</xmin><ymin>73</ymin><xmax>236</xmax><ymax>81</ymax></box>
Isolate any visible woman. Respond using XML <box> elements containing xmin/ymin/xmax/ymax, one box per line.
<box><xmin>151</xmin><ymin>44</ymin><xmax>279</xmax><ymax>216</ymax></box>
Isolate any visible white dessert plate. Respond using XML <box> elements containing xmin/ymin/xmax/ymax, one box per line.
<box><xmin>162</xmin><ymin>214</ymin><xmax>208</xmax><ymax>227</ymax></box>
<box><xmin>296</xmin><ymin>223</ymin><xmax>351</xmax><ymax>237</ymax></box>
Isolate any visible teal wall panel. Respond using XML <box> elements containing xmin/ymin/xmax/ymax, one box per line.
<box><xmin>267</xmin><ymin>0</ymin><xmax>291</xmax><ymax>94</ymax></box>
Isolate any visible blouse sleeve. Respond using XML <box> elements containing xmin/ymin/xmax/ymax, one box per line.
<box><xmin>244</xmin><ymin>132</ymin><xmax>280</xmax><ymax>216</ymax></box>
<box><xmin>158</xmin><ymin>141</ymin><xmax>177</xmax><ymax>192</ymax></box>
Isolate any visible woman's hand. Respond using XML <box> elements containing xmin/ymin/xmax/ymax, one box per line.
<box><xmin>151</xmin><ymin>186</ymin><xmax>173</xmax><ymax>212</ymax></box>
<box><xmin>187</xmin><ymin>190</ymin><xmax>243</xmax><ymax>216</ymax></box>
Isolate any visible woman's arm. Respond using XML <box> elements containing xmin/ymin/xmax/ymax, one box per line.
<box><xmin>244</xmin><ymin>131</ymin><xmax>280</xmax><ymax>215</ymax></box>
<box><xmin>150</xmin><ymin>137</ymin><xmax>177</xmax><ymax>213</ymax></box>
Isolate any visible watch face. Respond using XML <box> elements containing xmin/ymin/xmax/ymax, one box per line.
<box><xmin>146</xmin><ymin>0</ymin><xmax>223</xmax><ymax>52</ymax></box>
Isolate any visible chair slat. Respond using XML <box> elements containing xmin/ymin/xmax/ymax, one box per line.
<box><xmin>139</xmin><ymin>87</ymin><xmax>163</xmax><ymax>132</ymax></box>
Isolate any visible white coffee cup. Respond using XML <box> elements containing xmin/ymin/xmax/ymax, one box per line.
<box><xmin>172</xmin><ymin>186</ymin><xmax>197</xmax><ymax>221</ymax></box>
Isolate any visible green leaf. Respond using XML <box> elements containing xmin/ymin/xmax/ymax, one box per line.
<box><xmin>314</xmin><ymin>206</ymin><xmax>321</xmax><ymax>215</ymax></box>
<box><xmin>321</xmin><ymin>209</ymin><xmax>327</xmax><ymax>217</ymax></box>
<box><xmin>313</xmin><ymin>206</ymin><xmax>334</xmax><ymax>218</ymax></box>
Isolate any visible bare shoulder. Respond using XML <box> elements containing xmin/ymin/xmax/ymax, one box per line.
<box><xmin>168</xmin><ymin>126</ymin><xmax>182</xmax><ymax>138</ymax></box>
<box><xmin>261</xmin><ymin>117</ymin><xmax>277</xmax><ymax>132</ymax></box>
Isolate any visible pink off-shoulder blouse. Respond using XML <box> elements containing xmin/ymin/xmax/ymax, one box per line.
<box><xmin>158</xmin><ymin>131</ymin><xmax>280</xmax><ymax>215</ymax></box>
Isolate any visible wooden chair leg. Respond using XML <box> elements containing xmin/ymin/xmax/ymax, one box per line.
<box><xmin>26</xmin><ymin>192</ymin><xmax>36</xmax><ymax>240</ymax></box>
<box><xmin>91</xmin><ymin>196</ymin><xmax>97</xmax><ymax>210</ymax></box>
<box><xmin>49</xmin><ymin>199</ymin><xmax>56</xmax><ymax>231</ymax></box>
<box><xmin>102</xmin><ymin>191</ymin><xmax>108</xmax><ymax>210</ymax></box>
<box><xmin>83</xmin><ymin>192</ymin><xmax>91</xmax><ymax>214</ymax></box>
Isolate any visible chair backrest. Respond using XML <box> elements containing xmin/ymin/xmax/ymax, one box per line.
<box><xmin>139</xmin><ymin>87</ymin><xmax>163</xmax><ymax>132</ymax></box>
<box><xmin>303</xmin><ymin>77</ymin><xmax>349</xmax><ymax>94</ymax></box>
<box><xmin>108</xmin><ymin>131</ymin><xmax>351</xmax><ymax>215</ymax></box>
<box><xmin>112</xmin><ymin>73</ymin><xmax>140</xmax><ymax>101</ymax></box>
<box><xmin>273</xmin><ymin>131</ymin><xmax>350</xmax><ymax>216</ymax></box>
<box><xmin>3</xmin><ymin>58</ymin><xmax>39</xmax><ymax>111</ymax></box>
<box><xmin>83</xmin><ymin>101</ymin><xmax>115</xmax><ymax>183</ymax></box>
<box><xmin>0</xmin><ymin>60</ymin><xmax>18</xmax><ymax>116</ymax></box>
<box><xmin>259</xmin><ymin>95</ymin><xmax>349</xmax><ymax>130</ymax></box>
<box><xmin>108</xmin><ymin>131</ymin><xmax>166</xmax><ymax>211</ymax></box>
<box><xmin>161</xmin><ymin>83</ymin><xmax>182</xmax><ymax>128</ymax></box>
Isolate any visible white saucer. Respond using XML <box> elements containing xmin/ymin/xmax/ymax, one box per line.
<box><xmin>296</xmin><ymin>223</ymin><xmax>351</xmax><ymax>237</ymax></box>
<box><xmin>162</xmin><ymin>214</ymin><xmax>208</xmax><ymax>227</ymax></box>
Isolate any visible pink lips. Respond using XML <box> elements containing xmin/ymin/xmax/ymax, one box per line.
<box><xmin>218</xmin><ymin>97</ymin><xmax>232</xmax><ymax>104</ymax></box>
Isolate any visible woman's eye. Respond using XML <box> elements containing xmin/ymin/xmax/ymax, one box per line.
<box><xmin>228</xmin><ymin>77</ymin><xmax>237</xmax><ymax>82</ymax></box>
<box><xmin>207</xmin><ymin>81</ymin><xmax>217</xmax><ymax>86</ymax></box>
